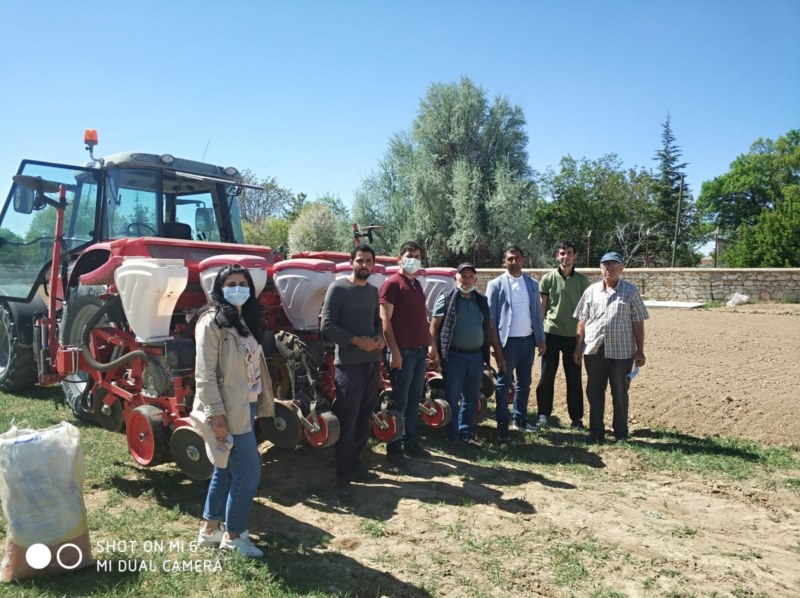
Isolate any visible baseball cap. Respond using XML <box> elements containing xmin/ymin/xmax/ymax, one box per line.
<box><xmin>456</xmin><ymin>262</ymin><xmax>477</xmax><ymax>273</ymax></box>
<box><xmin>600</xmin><ymin>252</ymin><xmax>624</xmax><ymax>264</ymax></box>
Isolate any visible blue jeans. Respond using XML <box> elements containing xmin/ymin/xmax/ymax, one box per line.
<box><xmin>443</xmin><ymin>349</ymin><xmax>484</xmax><ymax>441</ymax></box>
<box><xmin>387</xmin><ymin>347</ymin><xmax>427</xmax><ymax>452</ymax></box>
<box><xmin>203</xmin><ymin>403</ymin><xmax>261</xmax><ymax>534</ymax></box>
<box><xmin>494</xmin><ymin>335</ymin><xmax>535</xmax><ymax>431</ymax></box>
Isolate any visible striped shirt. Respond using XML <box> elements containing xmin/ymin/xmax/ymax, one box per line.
<box><xmin>573</xmin><ymin>279</ymin><xmax>649</xmax><ymax>359</ymax></box>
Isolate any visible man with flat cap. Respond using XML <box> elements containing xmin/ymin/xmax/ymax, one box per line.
<box><xmin>430</xmin><ymin>263</ymin><xmax>506</xmax><ymax>447</ymax></box>
<box><xmin>573</xmin><ymin>252</ymin><xmax>648</xmax><ymax>443</ymax></box>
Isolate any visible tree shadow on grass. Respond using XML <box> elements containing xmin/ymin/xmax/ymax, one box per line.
<box><xmin>257</xmin><ymin>438</ymin><xmax>581</xmax><ymax>520</ymax></box>
<box><xmin>107</xmin><ymin>465</ymin><xmax>432</xmax><ymax>597</ymax></box>
<box><xmin>4</xmin><ymin>563</ymin><xmax>142</xmax><ymax>596</ymax></box>
<box><xmin>629</xmin><ymin>427</ymin><xmax>763</xmax><ymax>461</ymax></box>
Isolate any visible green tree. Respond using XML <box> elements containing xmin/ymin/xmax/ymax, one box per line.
<box><xmin>534</xmin><ymin>155</ymin><xmax>658</xmax><ymax>266</ymax></box>
<box><xmin>723</xmin><ymin>185</ymin><xmax>800</xmax><ymax>267</ymax></box>
<box><xmin>237</xmin><ymin>170</ymin><xmax>294</xmax><ymax>223</ymax></box>
<box><xmin>287</xmin><ymin>204</ymin><xmax>351</xmax><ymax>253</ymax></box>
<box><xmin>354</xmin><ymin>77</ymin><xmax>535</xmax><ymax>265</ymax></box>
<box><xmin>697</xmin><ymin>130</ymin><xmax>800</xmax><ymax>233</ymax></box>
<box><xmin>652</xmin><ymin>114</ymin><xmax>699</xmax><ymax>266</ymax></box>
<box><xmin>242</xmin><ymin>217</ymin><xmax>290</xmax><ymax>250</ymax></box>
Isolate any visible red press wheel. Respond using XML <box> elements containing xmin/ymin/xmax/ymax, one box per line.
<box><xmin>126</xmin><ymin>404</ymin><xmax>170</xmax><ymax>466</ymax></box>
<box><xmin>304</xmin><ymin>412</ymin><xmax>341</xmax><ymax>448</ymax></box>
<box><xmin>372</xmin><ymin>409</ymin><xmax>405</xmax><ymax>443</ymax></box>
<box><xmin>421</xmin><ymin>398</ymin><xmax>452</xmax><ymax>428</ymax></box>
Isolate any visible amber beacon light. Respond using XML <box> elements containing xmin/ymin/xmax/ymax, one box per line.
<box><xmin>84</xmin><ymin>129</ymin><xmax>98</xmax><ymax>148</ymax></box>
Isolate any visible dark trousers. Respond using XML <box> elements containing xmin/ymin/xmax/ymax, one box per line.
<box><xmin>387</xmin><ymin>347</ymin><xmax>427</xmax><ymax>452</ymax></box>
<box><xmin>443</xmin><ymin>349</ymin><xmax>485</xmax><ymax>441</ymax></box>
<box><xmin>494</xmin><ymin>335</ymin><xmax>535</xmax><ymax>429</ymax></box>
<box><xmin>584</xmin><ymin>350</ymin><xmax>634</xmax><ymax>439</ymax></box>
<box><xmin>536</xmin><ymin>333</ymin><xmax>585</xmax><ymax>422</ymax></box>
<box><xmin>333</xmin><ymin>362</ymin><xmax>381</xmax><ymax>480</ymax></box>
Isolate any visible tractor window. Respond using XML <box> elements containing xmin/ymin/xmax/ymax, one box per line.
<box><xmin>0</xmin><ymin>161</ymin><xmax>100</xmax><ymax>301</ymax></box>
<box><xmin>106</xmin><ymin>169</ymin><xmax>159</xmax><ymax>238</ymax></box>
<box><xmin>173</xmin><ymin>192</ymin><xmax>217</xmax><ymax>241</ymax></box>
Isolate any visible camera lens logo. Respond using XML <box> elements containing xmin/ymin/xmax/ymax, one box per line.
<box><xmin>25</xmin><ymin>543</ymin><xmax>83</xmax><ymax>570</ymax></box>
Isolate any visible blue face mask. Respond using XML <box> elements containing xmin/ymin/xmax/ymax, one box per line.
<box><xmin>223</xmin><ymin>286</ymin><xmax>250</xmax><ymax>306</ymax></box>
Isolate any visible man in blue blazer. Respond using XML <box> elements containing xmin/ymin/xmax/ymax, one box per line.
<box><xmin>486</xmin><ymin>246</ymin><xmax>546</xmax><ymax>440</ymax></box>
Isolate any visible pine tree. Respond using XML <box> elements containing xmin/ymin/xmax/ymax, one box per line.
<box><xmin>652</xmin><ymin>115</ymin><xmax>698</xmax><ymax>266</ymax></box>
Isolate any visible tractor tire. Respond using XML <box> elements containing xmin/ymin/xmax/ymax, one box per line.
<box><xmin>59</xmin><ymin>285</ymin><xmax>110</xmax><ymax>423</ymax></box>
<box><xmin>0</xmin><ymin>303</ymin><xmax>38</xmax><ymax>392</ymax></box>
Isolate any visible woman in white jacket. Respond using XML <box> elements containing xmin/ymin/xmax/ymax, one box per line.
<box><xmin>194</xmin><ymin>264</ymin><xmax>274</xmax><ymax>558</ymax></box>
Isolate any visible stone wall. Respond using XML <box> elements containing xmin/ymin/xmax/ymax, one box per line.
<box><xmin>474</xmin><ymin>268</ymin><xmax>800</xmax><ymax>302</ymax></box>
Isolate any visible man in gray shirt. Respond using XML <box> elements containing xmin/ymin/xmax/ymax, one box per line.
<box><xmin>321</xmin><ymin>244</ymin><xmax>384</xmax><ymax>499</ymax></box>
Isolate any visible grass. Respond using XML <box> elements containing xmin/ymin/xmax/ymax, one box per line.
<box><xmin>701</xmin><ymin>300</ymin><xmax>726</xmax><ymax>309</ymax></box>
<box><xmin>0</xmin><ymin>389</ymin><xmax>798</xmax><ymax>597</ymax></box>
<box><xmin>357</xmin><ymin>518</ymin><xmax>385</xmax><ymax>538</ymax></box>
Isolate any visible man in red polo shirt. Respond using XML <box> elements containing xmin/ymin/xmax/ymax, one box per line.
<box><xmin>379</xmin><ymin>241</ymin><xmax>432</xmax><ymax>465</ymax></box>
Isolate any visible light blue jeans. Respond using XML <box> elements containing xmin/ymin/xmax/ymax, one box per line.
<box><xmin>202</xmin><ymin>403</ymin><xmax>261</xmax><ymax>534</ymax></box>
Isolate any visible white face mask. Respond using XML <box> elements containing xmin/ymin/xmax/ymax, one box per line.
<box><xmin>458</xmin><ymin>284</ymin><xmax>475</xmax><ymax>294</ymax></box>
<box><xmin>223</xmin><ymin>286</ymin><xmax>250</xmax><ymax>306</ymax></box>
<box><xmin>402</xmin><ymin>257</ymin><xmax>422</xmax><ymax>274</ymax></box>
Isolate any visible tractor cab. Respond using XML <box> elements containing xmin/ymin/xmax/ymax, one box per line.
<box><xmin>0</xmin><ymin>131</ymin><xmax>250</xmax><ymax>304</ymax></box>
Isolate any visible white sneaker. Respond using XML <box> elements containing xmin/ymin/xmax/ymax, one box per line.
<box><xmin>197</xmin><ymin>523</ymin><xmax>225</xmax><ymax>548</ymax></box>
<box><xmin>535</xmin><ymin>415</ymin><xmax>548</xmax><ymax>429</ymax></box>
<box><xmin>510</xmin><ymin>421</ymin><xmax>538</xmax><ymax>433</ymax></box>
<box><xmin>220</xmin><ymin>530</ymin><xmax>263</xmax><ymax>558</ymax></box>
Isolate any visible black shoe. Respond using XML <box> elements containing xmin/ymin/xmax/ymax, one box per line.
<box><xmin>459</xmin><ymin>437</ymin><xmax>483</xmax><ymax>449</ymax></box>
<box><xmin>386</xmin><ymin>450</ymin><xmax>409</xmax><ymax>467</ymax></box>
<box><xmin>352</xmin><ymin>465</ymin><xmax>380</xmax><ymax>483</ymax></box>
<box><xmin>613</xmin><ymin>435</ymin><xmax>629</xmax><ymax>443</ymax></box>
<box><xmin>570</xmin><ymin>420</ymin><xmax>585</xmax><ymax>429</ymax></box>
<box><xmin>404</xmin><ymin>444</ymin><xmax>431</xmax><ymax>459</ymax></box>
<box><xmin>337</xmin><ymin>479</ymin><xmax>353</xmax><ymax>500</ymax></box>
<box><xmin>585</xmin><ymin>432</ymin><xmax>605</xmax><ymax>445</ymax></box>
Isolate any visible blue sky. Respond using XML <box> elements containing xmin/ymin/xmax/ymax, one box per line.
<box><xmin>1</xmin><ymin>0</ymin><xmax>798</xmax><ymax>207</ymax></box>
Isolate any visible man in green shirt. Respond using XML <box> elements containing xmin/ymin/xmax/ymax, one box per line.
<box><xmin>535</xmin><ymin>242</ymin><xmax>590</xmax><ymax>429</ymax></box>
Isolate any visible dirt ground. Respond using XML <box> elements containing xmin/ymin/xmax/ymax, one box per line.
<box><xmin>256</xmin><ymin>305</ymin><xmax>800</xmax><ymax>597</ymax></box>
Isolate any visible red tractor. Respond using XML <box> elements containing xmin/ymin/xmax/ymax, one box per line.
<box><xmin>0</xmin><ymin>131</ymin><xmax>463</xmax><ymax>479</ymax></box>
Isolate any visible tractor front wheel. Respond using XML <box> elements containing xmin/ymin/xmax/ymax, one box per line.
<box><xmin>59</xmin><ymin>286</ymin><xmax>109</xmax><ymax>423</ymax></box>
<box><xmin>0</xmin><ymin>302</ymin><xmax>38</xmax><ymax>392</ymax></box>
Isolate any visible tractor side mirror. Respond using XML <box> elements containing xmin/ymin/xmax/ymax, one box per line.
<box><xmin>13</xmin><ymin>187</ymin><xmax>34</xmax><ymax>214</ymax></box>
<box><xmin>195</xmin><ymin>207</ymin><xmax>214</xmax><ymax>232</ymax></box>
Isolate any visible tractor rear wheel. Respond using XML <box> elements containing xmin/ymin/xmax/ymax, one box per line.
<box><xmin>126</xmin><ymin>404</ymin><xmax>170</xmax><ymax>466</ymax></box>
<box><xmin>59</xmin><ymin>286</ymin><xmax>110</xmax><ymax>423</ymax></box>
<box><xmin>0</xmin><ymin>303</ymin><xmax>37</xmax><ymax>392</ymax></box>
